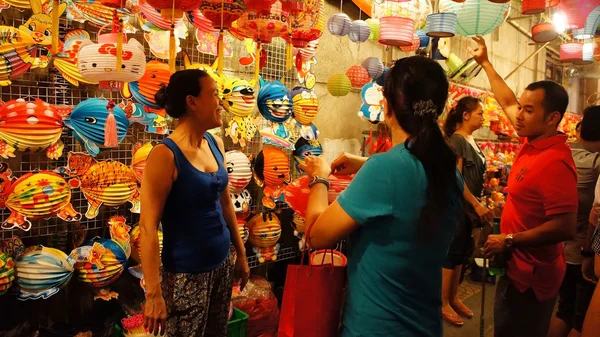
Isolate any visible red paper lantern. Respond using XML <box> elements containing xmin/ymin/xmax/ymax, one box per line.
<box><xmin>531</xmin><ymin>22</ymin><xmax>558</xmax><ymax>43</ymax></box>
<box><xmin>246</xmin><ymin>0</ymin><xmax>277</xmax><ymax>14</ymax></box>
<box><xmin>284</xmin><ymin>174</ymin><xmax>353</xmax><ymax>218</ymax></box>
<box><xmin>187</xmin><ymin>9</ymin><xmax>218</xmax><ymax>33</ymax></box>
<box><xmin>346</xmin><ymin>65</ymin><xmax>371</xmax><ymax>88</ymax></box>
<box><xmin>379</xmin><ymin>16</ymin><xmax>415</xmax><ymax>47</ymax></box>
<box><xmin>560</xmin><ymin>42</ymin><xmax>583</xmax><ymax>63</ymax></box>
<box><xmin>200</xmin><ymin>0</ymin><xmax>247</xmax><ymax>30</ymax></box>
<box><xmin>235</xmin><ymin>4</ymin><xmax>289</xmax><ymax>43</ymax></box>
<box><xmin>558</xmin><ymin>0</ymin><xmax>598</xmax><ymax>29</ymax></box>
<box><xmin>146</xmin><ymin>0</ymin><xmax>202</xmax><ymax>18</ymax></box>
<box><xmin>101</xmin><ymin>0</ymin><xmax>127</xmax><ymax>8</ymax></box>
<box><xmin>400</xmin><ymin>33</ymin><xmax>420</xmax><ymax>52</ymax></box>
<box><xmin>521</xmin><ymin>0</ymin><xmax>546</xmax><ymax>14</ymax></box>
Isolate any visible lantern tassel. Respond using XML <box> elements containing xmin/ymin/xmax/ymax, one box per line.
<box><xmin>217</xmin><ymin>30</ymin><xmax>225</xmax><ymax>76</ymax></box>
<box><xmin>105</xmin><ymin>101</ymin><xmax>118</xmax><ymax>147</ymax></box>
<box><xmin>169</xmin><ymin>24</ymin><xmax>176</xmax><ymax>73</ymax></box>
<box><xmin>254</xmin><ymin>41</ymin><xmax>262</xmax><ymax>84</ymax></box>
<box><xmin>286</xmin><ymin>36</ymin><xmax>293</xmax><ymax>71</ymax></box>
<box><xmin>116</xmin><ymin>16</ymin><xmax>124</xmax><ymax>73</ymax></box>
<box><xmin>51</xmin><ymin>0</ymin><xmax>60</xmax><ymax>53</ymax></box>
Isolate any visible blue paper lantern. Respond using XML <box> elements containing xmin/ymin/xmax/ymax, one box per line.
<box><xmin>349</xmin><ymin>20</ymin><xmax>371</xmax><ymax>43</ymax></box>
<box><xmin>328</xmin><ymin>13</ymin><xmax>352</xmax><ymax>36</ymax></box>
<box><xmin>440</xmin><ymin>0</ymin><xmax>510</xmax><ymax>37</ymax></box>
<box><xmin>426</xmin><ymin>13</ymin><xmax>457</xmax><ymax>37</ymax></box>
<box><xmin>416</xmin><ymin>29</ymin><xmax>430</xmax><ymax>48</ymax></box>
<box><xmin>361</xmin><ymin>57</ymin><xmax>384</xmax><ymax>80</ymax></box>
<box><xmin>573</xmin><ymin>6</ymin><xmax>600</xmax><ymax>40</ymax></box>
<box><xmin>577</xmin><ymin>42</ymin><xmax>595</xmax><ymax>65</ymax></box>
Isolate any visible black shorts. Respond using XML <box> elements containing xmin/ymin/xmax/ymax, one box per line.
<box><xmin>555</xmin><ymin>263</ymin><xmax>596</xmax><ymax>332</ymax></box>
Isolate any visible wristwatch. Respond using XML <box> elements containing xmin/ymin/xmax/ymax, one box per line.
<box><xmin>504</xmin><ymin>234</ymin><xmax>514</xmax><ymax>248</ymax></box>
<box><xmin>581</xmin><ymin>247</ymin><xmax>596</xmax><ymax>257</ymax></box>
<box><xmin>308</xmin><ymin>176</ymin><xmax>330</xmax><ymax>190</ymax></box>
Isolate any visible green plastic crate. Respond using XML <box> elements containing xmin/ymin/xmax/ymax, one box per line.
<box><xmin>227</xmin><ymin>308</ymin><xmax>249</xmax><ymax>337</ymax></box>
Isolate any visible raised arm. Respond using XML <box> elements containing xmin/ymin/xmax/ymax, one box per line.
<box><xmin>470</xmin><ymin>35</ymin><xmax>520</xmax><ymax>127</ymax></box>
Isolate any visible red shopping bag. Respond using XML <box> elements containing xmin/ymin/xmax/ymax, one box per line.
<box><xmin>278</xmin><ymin>223</ymin><xmax>346</xmax><ymax>337</ymax></box>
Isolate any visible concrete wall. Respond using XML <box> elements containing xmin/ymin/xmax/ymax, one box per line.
<box><xmin>313</xmin><ymin>0</ymin><xmax>547</xmax><ymax>144</ymax></box>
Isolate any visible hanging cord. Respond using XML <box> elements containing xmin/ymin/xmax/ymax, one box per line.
<box><xmin>339</xmin><ymin>0</ymin><xmax>343</xmax><ymax>12</ymax></box>
<box><xmin>168</xmin><ymin>0</ymin><xmax>176</xmax><ymax>73</ymax></box>
<box><xmin>115</xmin><ymin>11</ymin><xmax>123</xmax><ymax>73</ymax></box>
<box><xmin>217</xmin><ymin>0</ymin><xmax>225</xmax><ymax>75</ymax></box>
<box><xmin>51</xmin><ymin>0</ymin><xmax>60</xmax><ymax>53</ymax></box>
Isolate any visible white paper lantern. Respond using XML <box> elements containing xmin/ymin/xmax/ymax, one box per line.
<box><xmin>349</xmin><ymin>20</ymin><xmax>371</xmax><ymax>43</ymax></box>
<box><xmin>362</xmin><ymin>57</ymin><xmax>384</xmax><ymax>79</ymax></box>
<box><xmin>78</xmin><ymin>38</ymin><xmax>147</xmax><ymax>85</ymax></box>
<box><xmin>327</xmin><ymin>13</ymin><xmax>352</xmax><ymax>36</ymax></box>
<box><xmin>225</xmin><ymin>150</ymin><xmax>253</xmax><ymax>193</ymax></box>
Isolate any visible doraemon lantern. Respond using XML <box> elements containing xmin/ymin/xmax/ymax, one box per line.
<box><xmin>257</xmin><ymin>77</ymin><xmax>295</xmax><ymax>150</ymax></box>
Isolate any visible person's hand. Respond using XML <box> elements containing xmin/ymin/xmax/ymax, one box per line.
<box><xmin>475</xmin><ymin>203</ymin><xmax>494</xmax><ymax>224</ymax></box>
<box><xmin>582</xmin><ymin>256</ymin><xmax>597</xmax><ymax>284</ymax></box>
<box><xmin>234</xmin><ymin>254</ymin><xmax>250</xmax><ymax>290</ymax></box>
<box><xmin>144</xmin><ymin>292</ymin><xmax>167</xmax><ymax>336</ymax></box>
<box><xmin>330</xmin><ymin>153</ymin><xmax>367</xmax><ymax>175</ymax></box>
<box><xmin>299</xmin><ymin>156</ymin><xmax>331</xmax><ymax>178</ymax></box>
<box><xmin>483</xmin><ymin>233</ymin><xmax>507</xmax><ymax>259</ymax></box>
<box><xmin>469</xmin><ymin>35</ymin><xmax>490</xmax><ymax>66</ymax></box>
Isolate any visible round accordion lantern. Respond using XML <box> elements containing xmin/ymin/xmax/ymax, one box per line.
<box><xmin>225</xmin><ymin>150</ymin><xmax>252</xmax><ymax>193</ymax></box>
<box><xmin>15</xmin><ymin>246</ymin><xmax>74</xmax><ymax>300</ymax></box>
<box><xmin>247</xmin><ymin>212</ymin><xmax>282</xmax><ymax>248</ymax></box>
<box><xmin>200</xmin><ymin>0</ymin><xmax>247</xmax><ymax>29</ymax></box>
<box><xmin>129</xmin><ymin>224</ymin><xmax>164</xmax><ymax>265</ymax></box>
<box><xmin>560</xmin><ymin>43</ymin><xmax>583</xmax><ymax>63</ymax></box>
<box><xmin>531</xmin><ymin>22</ymin><xmax>558</xmax><ymax>43</ymax></box>
<box><xmin>378</xmin><ymin>16</ymin><xmax>415</xmax><ymax>47</ymax></box>
<box><xmin>146</xmin><ymin>0</ymin><xmax>202</xmax><ymax>18</ymax></box>
<box><xmin>426</xmin><ymin>12</ymin><xmax>457</xmax><ymax>37</ymax></box>
<box><xmin>328</xmin><ymin>13</ymin><xmax>352</xmax><ymax>36</ymax></box>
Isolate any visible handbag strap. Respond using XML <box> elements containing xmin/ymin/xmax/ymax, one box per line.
<box><xmin>303</xmin><ymin>219</ymin><xmax>338</xmax><ymax>275</ymax></box>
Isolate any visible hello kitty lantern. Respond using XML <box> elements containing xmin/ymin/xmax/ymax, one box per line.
<box><xmin>78</xmin><ymin>24</ymin><xmax>146</xmax><ymax>91</ymax></box>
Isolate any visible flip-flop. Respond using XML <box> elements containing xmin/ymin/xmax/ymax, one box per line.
<box><xmin>452</xmin><ymin>302</ymin><xmax>474</xmax><ymax>319</ymax></box>
<box><xmin>442</xmin><ymin>311</ymin><xmax>464</xmax><ymax>327</ymax></box>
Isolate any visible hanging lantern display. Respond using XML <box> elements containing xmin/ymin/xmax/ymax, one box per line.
<box><xmin>122</xmin><ymin>60</ymin><xmax>171</xmax><ymax>110</ymax></box>
<box><xmin>64</xmin><ymin>98</ymin><xmax>129</xmax><ymax>156</ymax></box>
<box><xmin>415</xmin><ymin>29</ymin><xmax>429</xmax><ymax>47</ymax></box>
<box><xmin>400</xmin><ymin>33</ymin><xmax>421</xmax><ymax>52</ymax></box>
<box><xmin>439</xmin><ymin>0</ymin><xmax>510</xmax><ymax>37</ymax></box>
<box><xmin>67</xmin><ymin>152</ymin><xmax>140</xmax><ymax>219</ymax></box>
<box><xmin>131</xmin><ymin>141</ymin><xmax>155</xmax><ymax>184</ymax></box>
<box><xmin>371</xmin><ymin>0</ymin><xmax>432</xmax><ymax>30</ymax></box>
<box><xmin>129</xmin><ymin>224</ymin><xmax>163</xmax><ymax>265</ymax></box>
<box><xmin>558</xmin><ymin>0</ymin><xmax>597</xmax><ymax>30</ymax></box>
<box><xmin>235</xmin><ymin>3</ymin><xmax>289</xmax><ymax>44</ymax></box>
<box><xmin>286</xmin><ymin>0</ymin><xmax>325</xmax><ymax>48</ymax></box>
<box><xmin>359</xmin><ymin>82</ymin><xmax>385</xmax><ymax>124</ymax></box>
<box><xmin>531</xmin><ymin>22</ymin><xmax>558</xmax><ymax>43</ymax></box>
<box><xmin>349</xmin><ymin>20</ymin><xmax>371</xmax><ymax>43</ymax></box>
<box><xmin>253</xmin><ymin>146</ymin><xmax>290</xmax><ymax>209</ymax></box>
<box><xmin>366</xmin><ymin>18</ymin><xmax>380</xmax><ymax>40</ymax></box>
<box><xmin>560</xmin><ymin>42</ymin><xmax>583</xmax><ymax>63</ymax></box>
<box><xmin>247</xmin><ymin>212</ymin><xmax>282</xmax><ymax>263</ymax></box>
<box><xmin>293</xmin><ymin>138</ymin><xmax>323</xmax><ymax>172</ymax></box>
<box><xmin>426</xmin><ymin>12</ymin><xmax>457</xmax><ymax>37</ymax></box>
<box><xmin>0</xmin><ymin>98</ymin><xmax>64</xmax><ymax>160</ymax></box>
<box><xmin>15</xmin><ymin>246</ymin><xmax>74</xmax><ymax>300</ymax></box>
<box><xmin>346</xmin><ymin>65</ymin><xmax>371</xmax><ymax>88</ymax></box>
<box><xmin>362</xmin><ymin>57</ymin><xmax>384</xmax><ymax>79</ymax></box>
<box><xmin>257</xmin><ymin>77</ymin><xmax>293</xmax><ymax>123</ymax></box>
<box><xmin>327</xmin><ymin>73</ymin><xmax>352</xmax><ymax>97</ymax></box>
<box><xmin>0</xmin><ymin>252</ymin><xmax>15</xmax><ymax>296</ymax></box>
<box><xmin>521</xmin><ymin>0</ymin><xmax>546</xmax><ymax>14</ymax></box>
<box><xmin>0</xmin><ymin>164</ymin><xmax>81</xmax><ymax>232</ymax></box>
<box><xmin>225</xmin><ymin>150</ymin><xmax>253</xmax><ymax>193</ymax></box>
<box><xmin>199</xmin><ymin>0</ymin><xmax>247</xmax><ymax>29</ymax></box>
<box><xmin>328</xmin><ymin>13</ymin><xmax>352</xmax><ymax>36</ymax></box>
<box><xmin>573</xmin><ymin>6</ymin><xmax>600</xmax><ymax>39</ymax></box>
<box><xmin>146</xmin><ymin>0</ymin><xmax>201</xmax><ymax>18</ymax></box>
<box><xmin>285</xmin><ymin>174</ymin><xmax>354</xmax><ymax>218</ymax></box>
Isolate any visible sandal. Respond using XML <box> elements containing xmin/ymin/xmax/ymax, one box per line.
<box><xmin>451</xmin><ymin>300</ymin><xmax>474</xmax><ymax>319</ymax></box>
<box><xmin>442</xmin><ymin>307</ymin><xmax>464</xmax><ymax>327</ymax></box>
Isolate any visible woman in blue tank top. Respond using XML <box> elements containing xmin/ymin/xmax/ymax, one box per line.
<box><xmin>139</xmin><ymin>69</ymin><xmax>249</xmax><ymax>337</ymax></box>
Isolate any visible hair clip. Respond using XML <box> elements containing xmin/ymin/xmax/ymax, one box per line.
<box><xmin>413</xmin><ymin>100</ymin><xmax>438</xmax><ymax>118</ymax></box>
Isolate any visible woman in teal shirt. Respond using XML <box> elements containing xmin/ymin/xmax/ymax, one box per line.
<box><xmin>300</xmin><ymin>56</ymin><xmax>464</xmax><ymax>337</ymax></box>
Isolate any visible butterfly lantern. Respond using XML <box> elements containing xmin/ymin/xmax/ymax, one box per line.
<box><xmin>71</xmin><ymin>215</ymin><xmax>131</xmax><ymax>288</ymax></box>
<box><xmin>0</xmin><ymin>98</ymin><xmax>65</xmax><ymax>160</ymax></box>
<box><xmin>15</xmin><ymin>245</ymin><xmax>75</xmax><ymax>300</ymax></box>
<box><xmin>64</xmin><ymin>98</ymin><xmax>129</xmax><ymax>156</ymax></box>
<box><xmin>253</xmin><ymin>146</ymin><xmax>290</xmax><ymax>209</ymax></box>
<box><xmin>222</xmin><ymin>77</ymin><xmax>258</xmax><ymax>148</ymax></box>
<box><xmin>293</xmin><ymin>137</ymin><xmax>323</xmax><ymax>172</ymax></box>
<box><xmin>0</xmin><ymin>163</ymin><xmax>81</xmax><ymax>232</ymax></box>
<box><xmin>257</xmin><ymin>77</ymin><xmax>295</xmax><ymax>150</ymax></box>
<box><xmin>291</xmin><ymin>86</ymin><xmax>319</xmax><ymax>140</ymax></box>
<box><xmin>67</xmin><ymin>152</ymin><xmax>140</xmax><ymax>219</ymax></box>
<box><xmin>247</xmin><ymin>212</ymin><xmax>281</xmax><ymax>264</ymax></box>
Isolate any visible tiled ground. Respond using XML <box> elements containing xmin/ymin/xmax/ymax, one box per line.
<box><xmin>443</xmin><ymin>279</ymin><xmax>497</xmax><ymax>337</ymax></box>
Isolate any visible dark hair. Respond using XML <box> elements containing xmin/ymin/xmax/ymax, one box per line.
<box><xmin>524</xmin><ymin>81</ymin><xmax>569</xmax><ymax>124</ymax></box>
<box><xmin>383</xmin><ymin>56</ymin><xmax>461</xmax><ymax>239</ymax></box>
<box><xmin>443</xmin><ymin>96</ymin><xmax>480</xmax><ymax>137</ymax></box>
<box><xmin>580</xmin><ymin>105</ymin><xmax>600</xmax><ymax>142</ymax></box>
<box><xmin>154</xmin><ymin>69</ymin><xmax>210</xmax><ymax>118</ymax></box>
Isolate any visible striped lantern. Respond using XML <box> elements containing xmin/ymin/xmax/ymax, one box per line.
<box><xmin>560</xmin><ymin>42</ymin><xmax>583</xmax><ymax>63</ymax></box>
<box><xmin>361</xmin><ymin>57</ymin><xmax>384</xmax><ymax>79</ymax></box>
<box><xmin>349</xmin><ymin>20</ymin><xmax>371</xmax><ymax>43</ymax></box>
<box><xmin>439</xmin><ymin>0</ymin><xmax>510</xmax><ymax>37</ymax></box>
<box><xmin>416</xmin><ymin>29</ymin><xmax>430</xmax><ymax>47</ymax></box>
<box><xmin>531</xmin><ymin>22</ymin><xmax>558</xmax><ymax>43</ymax></box>
<box><xmin>225</xmin><ymin>150</ymin><xmax>252</xmax><ymax>193</ymax></box>
<box><xmin>400</xmin><ymin>33</ymin><xmax>421</xmax><ymax>52</ymax></box>
<box><xmin>426</xmin><ymin>13</ymin><xmax>457</xmax><ymax>37</ymax></box>
<box><xmin>248</xmin><ymin>212</ymin><xmax>282</xmax><ymax>248</ymax></box>
<box><xmin>346</xmin><ymin>65</ymin><xmax>371</xmax><ymax>88</ymax></box>
<box><xmin>366</xmin><ymin>18</ymin><xmax>380</xmax><ymax>41</ymax></box>
<box><xmin>378</xmin><ymin>16</ymin><xmax>415</xmax><ymax>47</ymax></box>
<box><xmin>327</xmin><ymin>74</ymin><xmax>352</xmax><ymax>97</ymax></box>
<box><xmin>575</xmin><ymin>42</ymin><xmax>595</xmax><ymax>65</ymax></box>
<box><xmin>558</xmin><ymin>0</ymin><xmax>597</xmax><ymax>29</ymax></box>
<box><xmin>573</xmin><ymin>6</ymin><xmax>600</xmax><ymax>39</ymax></box>
<box><xmin>328</xmin><ymin>13</ymin><xmax>352</xmax><ymax>36</ymax></box>
<box><xmin>521</xmin><ymin>0</ymin><xmax>546</xmax><ymax>15</ymax></box>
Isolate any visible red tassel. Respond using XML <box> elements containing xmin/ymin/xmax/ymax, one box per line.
<box><xmin>105</xmin><ymin>101</ymin><xmax>118</xmax><ymax>147</ymax></box>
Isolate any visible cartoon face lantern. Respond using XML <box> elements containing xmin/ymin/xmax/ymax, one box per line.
<box><xmin>0</xmin><ymin>163</ymin><xmax>81</xmax><ymax>232</ymax></box>
<box><xmin>291</xmin><ymin>86</ymin><xmax>318</xmax><ymax>126</ymax></box>
<box><xmin>359</xmin><ymin>82</ymin><xmax>385</xmax><ymax>124</ymax></box>
<box><xmin>222</xmin><ymin>77</ymin><xmax>256</xmax><ymax>118</ymax></box>
<box><xmin>294</xmin><ymin>138</ymin><xmax>323</xmax><ymax>172</ymax></box>
<box><xmin>0</xmin><ymin>98</ymin><xmax>64</xmax><ymax>159</ymax></box>
<box><xmin>254</xmin><ymin>146</ymin><xmax>290</xmax><ymax>209</ymax></box>
<box><xmin>225</xmin><ymin>150</ymin><xmax>252</xmax><ymax>193</ymax></box>
<box><xmin>247</xmin><ymin>212</ymin><xmax>282</xmax><ymax>263</ymax></box>
<box><xmin>257</xmin><ymin>77</ymin><xmax>293</xmax><ymax>123</ymax></box>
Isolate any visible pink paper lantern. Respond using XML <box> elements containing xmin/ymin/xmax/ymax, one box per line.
<box><xmin>400</xmin><ymin>33</ymin><xmax>420</xmax><ymax>52</ymax></box>
<box><xmin>558</xmin><ymin>0</ymin><xmax>598</xmax><ymax>29</ymax></box>
<box><xmin>378</xmin><ymin>16</ymin><xmax>415</xmax><ymax>47</ymax></box>
<box><xmin>560</xmin><ymin>42</ymin><xmax>583</xmax><ymax>63</ymax></box>
<box><xmin>346</xmin><ymin>65</ymin><xmax>370</xmax><ymax>88</ymax></box>
<box><xmin>531</xmin><ymin>22</ymin><xmax>558</xmax><ymax>43</ymax></box>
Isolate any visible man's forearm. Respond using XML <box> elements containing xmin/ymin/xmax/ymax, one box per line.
<box><xmin>512</xmin><ymin>213</ymin><xmax>577</xmax><ymax>247</ymax></box>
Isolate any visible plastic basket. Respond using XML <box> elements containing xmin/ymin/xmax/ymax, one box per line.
<box><xmin>227</xmin><ymin>308</ymin><xmax>249</xmax><ymax>337</ymax></box>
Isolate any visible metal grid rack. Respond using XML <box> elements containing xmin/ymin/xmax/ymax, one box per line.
<box><xmin>0</xmin><ymin>7</ymin><xmax>302</xmax><ymax>264</ymax></box>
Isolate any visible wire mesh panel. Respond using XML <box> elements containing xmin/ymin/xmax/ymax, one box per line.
<box><xmin>0</xmin><ymin>7</ymin><xmax>302</xmax><ymax>263</ymax></box>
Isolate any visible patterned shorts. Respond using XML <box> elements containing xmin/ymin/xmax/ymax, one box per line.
<box><xmin>161</xmin><ymin>255</ymin><xmax>235</xmax><ymax>337</ymax></box>
<box><xmin>592</xmin><ymin>225</ymin><xmax>600</xmax><ymax>255</ymax></box>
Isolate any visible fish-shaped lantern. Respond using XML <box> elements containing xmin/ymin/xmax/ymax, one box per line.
<box><xmin>67</xmin><ymin>152</ymin><xmax>141</xmax><ymax>219</ymax></box>
<box><xmin>253</xmin><ymin>146</ymin><xmax>290</xmax><ymax>209</ymax></box>
<box><xmin>0</xmin><ymin>98</ymin><xmax>64</xmax><ymax>159</ymax></box>
<box><xmin>122</xmin><ymin>60</ymin><xmax>171</xmax><ymax>110</ymax></box>
<box><xmin>131</xmin><ymin>141</ymin><xmax>155</xmax><ymax>184</ymax></box>
<box><xmin>0</xmin><ymin>163</ymin><xmax>81</xmax><ymax>231</ymax></box>
<box><xmin>71</xmin><ymin>215</ymin><xmax>131</xmax><ymax>288</ymax></box>
<box><xmin>247</xmin><ymin>212</ymin><xmax>281</xmax><ymax>264</ymax></box>
<box><xmin>15</xmin><ymin>245</ymin><xmax>75</xmax><ymax>300</ymax></box>
<box><xmin>64</xmin><ymin>98</ymin><xmax>129</xmax><ymax>156</ymax></box>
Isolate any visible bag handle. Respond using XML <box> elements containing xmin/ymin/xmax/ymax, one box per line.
<box><xmin>303</xmin><ymin>219</ymin><xmax>338</xmax><ymax>276</ymax></box>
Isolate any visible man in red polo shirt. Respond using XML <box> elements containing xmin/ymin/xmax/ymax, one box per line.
<box><xmin>470</xmin><ymin>36</ymin><xmax>577</xmax><ymax>337</ymax></box>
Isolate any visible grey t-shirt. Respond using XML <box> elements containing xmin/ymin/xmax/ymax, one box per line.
<box><xmin>567</xmin><ymin>142</ymin><xmax>600</xmax><ymax>264</ymax></box>
<box><xmin>449</xmin><ymin>134</ymin><xmax>486</xmax><ymax>198</ymax></box>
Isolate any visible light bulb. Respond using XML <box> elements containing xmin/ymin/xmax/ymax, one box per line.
<box><xmin>553</xmin><ymin>12</ymin><xmax>568</xmax><ymax>34</ymax></box>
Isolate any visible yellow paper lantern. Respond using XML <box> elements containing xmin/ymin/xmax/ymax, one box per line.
<box><xmin>131</xmin><ymin>142</ymin><xmax>155</xmax><ymax>183</ymax></box>
<box><xmin>327</xmin><ymin>73</ymin><xmax>352</xmax><ymax>97</ymax></box>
